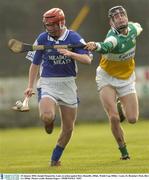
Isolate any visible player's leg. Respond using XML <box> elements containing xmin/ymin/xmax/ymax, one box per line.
<box><xmin>50</xmin><ymin>105</ymin><xmax>77</xmax><ymax>166</ymax></box>
<box><xmin>116</xmin><ymin>93</ymin><xmax>138</xmax><ymax>160</ymax></box>
<box><xmin>115</xmin><ymin>83</ymin><xmax>138</xmax><ymax>159</ymax></box>
<box><xmin>39</xmin><ymin>97</ymin><xmax>56</xmax><ymax>134</ymax></box>
<box><xmin>120</xmin><ymin>93</ymin><xmax>139</xmax><ymax>124</ymax></box>
<box><xmin>99</xmin><ymin>86</ymin><xmax>129</xmax><ymax>159</ymax></box>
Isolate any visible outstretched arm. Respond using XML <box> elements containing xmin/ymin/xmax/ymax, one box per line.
<box><xmin>85</xmin><ymin>36</ymin><xmax>117</xmax><ymax>54</ymax></box>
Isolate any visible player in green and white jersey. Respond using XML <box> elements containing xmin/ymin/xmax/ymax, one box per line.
<box><xmin>85</xmin><ymin>6</ymin><xmax>143</xmax><ymax>160</ymax></box>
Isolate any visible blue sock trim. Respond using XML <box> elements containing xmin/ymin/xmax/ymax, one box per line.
<box><xmin>51</xmin><ymin>145</ymin><xmax>64</xmax><ymax>161</ymax></box>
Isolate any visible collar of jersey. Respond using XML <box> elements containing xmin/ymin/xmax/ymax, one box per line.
<box><xmin>112</xmin><ymin>26</ymin><xmax>131</xmax><ymax>37</ymax></box>
<box><xmin>119</xmin><ymin>27</ymin><xmax>131</xmax><ymax>37</ymax></box>
<box><xmin>48</xmin><ymin>28</ymin><xmax>69</xmax><ymax>42</ymax></box>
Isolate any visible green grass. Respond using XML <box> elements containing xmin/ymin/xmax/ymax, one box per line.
<box><xmin>0</xmin><ymin>120</ymin><xmax>149</xmax><ymax>173</ymax></box>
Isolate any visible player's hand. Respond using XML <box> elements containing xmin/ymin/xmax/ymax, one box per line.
<box><xmin>24</xmin><ymin>88</ymin><xmax>34</xmax><ymax>97</ymax></box>
<box><xmin>57</xmin><ymin>48</ymin><xmax>73</xmax><ymax>57</ymax></box>
<box><xmin>85</xmin><ymin>42</ymin><xmax>97</xmax><ymax>51</ymax></box>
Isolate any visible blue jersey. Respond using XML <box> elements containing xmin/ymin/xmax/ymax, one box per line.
<box><xmin>29</xmin><ymin>29</ymin><xmax>90</xmax><ymax>77</ymax></box>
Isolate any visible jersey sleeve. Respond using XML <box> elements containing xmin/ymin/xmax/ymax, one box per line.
<box><xmin>133</xmin><ymin>22</ymin><xmax>143</xmax><ymax>36</ymax></box>
<box><xmin>95</xmin><ymin>36</ymin><xmax>117</xmax><ymax>54</ymax></box>
<box><xmin>26</xmin><ymin>35</ymin><xmax>44</xmax><ymax>65</ymax></box>
<box><xmin>25</xmin><ymin>40</ymin><xmax>37</xmax><ymax>62</ymax></box>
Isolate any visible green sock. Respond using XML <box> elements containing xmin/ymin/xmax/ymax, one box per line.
<box><xmin>119</xmin><ymin>145</ymin><xmax>129</xmax><ymax>157</ymax></box>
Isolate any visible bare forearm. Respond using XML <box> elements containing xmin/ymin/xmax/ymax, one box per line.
<box><xmin>70</xmin><ymin>52</ymin><xmax>92</xmax><ymax>64</ymax></box>
<box><xmin>28</xmin><ymin>64</ymin><xmax>39</xmax><ymax>88</ymax></box>
<box><xmin>57</xmin><ymin>49</ymin><xmax>92</xmax><ymax>64</ymax></box>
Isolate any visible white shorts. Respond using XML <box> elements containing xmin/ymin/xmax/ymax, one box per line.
<box><xmin>37</xmin><ymin>77</ymin><xmax>79</xmax><ymax>108</ymax></box>
<box><xmin>96</xmin><ymin>66</ymin><xmax>136</xmax><ymax>97</ymax></box>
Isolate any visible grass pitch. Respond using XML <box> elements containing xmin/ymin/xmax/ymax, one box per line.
<box><xmin>0</xmin><ymin>120</ymin><xmax>149</xmax><ymax>174</ymax></box>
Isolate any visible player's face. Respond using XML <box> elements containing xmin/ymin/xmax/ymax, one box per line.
<box><xmin>45</xmin><ymin>22</ymin><xmax>61</xmax><ymax>38</ymax></box>
<box><xmin>111</xmin><ymin>11</ymin><xmax>128</xmax><ymax>30</ymax></box>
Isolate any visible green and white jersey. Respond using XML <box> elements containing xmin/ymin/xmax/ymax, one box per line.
<box><xmin>96</xmin><ymin>22</ymin><xmax>143</xmax><ymax>79</ymax></box>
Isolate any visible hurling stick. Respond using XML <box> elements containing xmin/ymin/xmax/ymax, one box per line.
<box><xmin>8</xmin><ymin>39</ymin><xmax>86</xmax><ymax>53</ymax></box>
<box><xmin>12</xmin><ymin>92</ymin><xmax>35</xmax><ymax>112</ymax></box>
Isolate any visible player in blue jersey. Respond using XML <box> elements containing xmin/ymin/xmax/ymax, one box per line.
<box><xmin>24</xmin><ymin>8</ymin><xmax>92</xmax><ymax>166</ymax></box>
<box><xmin>85</xmin><ymin>6</ymin><xmax>143</xmax><ymax>160</ymax></box>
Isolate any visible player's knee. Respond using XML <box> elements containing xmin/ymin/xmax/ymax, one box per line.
<box><xmin>128</xmin><ymin>117</ymin><xmax>137</xmax><ymax>124</ymax></box>
<box><xmin>40</xmin><ymin>111</ymin><xmax>55</xmax><ymax>123</ymax></box>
